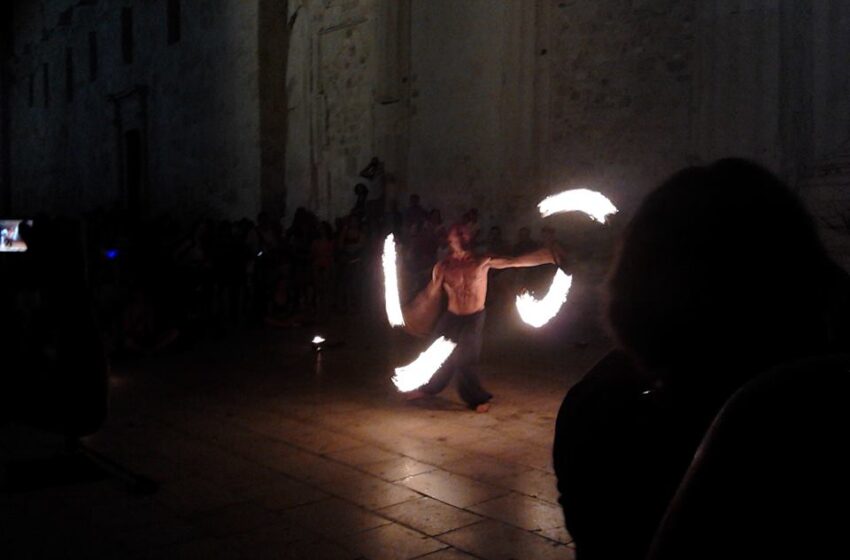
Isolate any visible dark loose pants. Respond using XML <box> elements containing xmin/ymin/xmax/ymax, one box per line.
<box><xmin>420</xmin><ymin>309</ymin><xmax>493</xmax><ymax>408</ymax></box>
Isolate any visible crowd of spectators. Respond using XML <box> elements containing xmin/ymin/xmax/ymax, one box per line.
<box><xmin>76</xmin><ymin>186</ymin><xmax>567</xmax><ymax>360</ymax></box>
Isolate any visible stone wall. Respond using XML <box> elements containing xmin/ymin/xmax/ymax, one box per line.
<box><xmin>8</xmin><ymin>0</ymin><xmax>261</xmax><ymax>220</ymax></box>
<box><xmin>809</xmin><ymin>2</ymin><xmax>850</xmax><ymax>164</ymax></box>
<box><xmin>544</xmin><ymin>0</ymin><xmax>697</xmax><ymax>216</ymax></box>
<box><xmin>404</xmin><ymin>0</ymin><xmax>541</xmax><ymax>232</ymax></box>
<box><xmin>285</xmin><ymin>0</ymin><xmax>382</xmax><ymax>221</ymax></box>
<box><xmin>0</xmin><ymin>2</ymin><xmax>12</xmax><ymax>214</ymax></box>
<box><xmin>5</xmin><ymin>0</ymin><xmax>850</xmax><ymax>247</ymax></box>
<box><xmin>798</xmin><ymin>146</ymin><xmax>850</xmax><ymax>273</ymax></box>
<box><xmin>543</xmin><ymin>0</ymin><xmax>850</xmax><ymax>267</ymax></box>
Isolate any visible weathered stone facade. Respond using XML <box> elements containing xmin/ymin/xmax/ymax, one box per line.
<box><xmin>545</xmin><ymin>0</ymin><xmax>696</xmax><ymax>213</ymax></box>
<box><xmin>3</xmin><ymin>0</ymin><xmax>849</xmax><ymax>267</ymax></box>
<box><xmin>6</xmin><ymin>0</ymin><xmax>262</xmax><ymax>219</ymax></box>
<box><xmin>284</xmin><ymin>0</ymin><xmax>384</xmax><ymax>220</ymax></box>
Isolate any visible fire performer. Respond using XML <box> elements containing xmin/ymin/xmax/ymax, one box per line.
<box><xmin>404</xmin><ymin>224</ymin><xmax>556</xmax><ymax>412</ymax></box>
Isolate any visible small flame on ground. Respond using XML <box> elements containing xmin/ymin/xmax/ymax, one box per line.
<box><xmin>382</xmin><ymin>234</ymin><xmax>406</xmax><ymax>327</ymax></box>
<box><xmin>516</xmin><ymin>269</ymin><xmax>573</xmax><ymax>328</ymax></box>
<box><xmin>392</xmin><ymin>336</ymin><xmax>457</xmax><ymax>392</ymax></box>
<box><xmin>538</xmin><ymin>188</ymin><xmax>618</xmax><ymax>223</ymax></box>
<box><xmin>312</xmin><ymin>335</ymin><xmax>326</xmax><ymax>344</ymax></box>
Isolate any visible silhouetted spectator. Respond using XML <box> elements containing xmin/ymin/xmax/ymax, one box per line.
<box><xmin>415</xmin><ymin>209</ymin><xmax>444</xmax><ymax>262</ymax></box>
<box><xmin>462</xmin><ymin>208</ymin><xmax>481</xmax><ymax>246</ymax></box>
<box><xmin>384</xmin><ymin>198</ymin><xmax>403</xmax><ymax>236</ymax></box>
<box><xmin>173</xmin><ymin>220</ymin><xmax>214</xmax><ymax>327</ymax></box>
<box><xmin>360</xmin><ymin>156</ymin><xmax>386</xmax><ymax>225</ymax></box>
<box><xmin>311</xmin><ymin>221</ymin><xmax>335</xmax><ymax>322</ymax></box>
<box><xmin>403</xmin><ymin>194</ymin><xmax>428</xmax><ymax>234</ymax></box>
<box><xmin>352</xmin><ymin>183</ymin><xmax>369</xmax><ymax>225</ymax></box>
<box><xmin>121</xmin><ymin>285</ymin><xmax>180</xmax><ymax>355</ymax></box>
<box><xmin>485</xmin><ymin>226</ymin><xmax>510</xmax><ymax>256</ymax></box>
<box><xmin>553</xmin><ymin>158</ymin><xmax>850</xmax><ymax>560</ymax></box>
<box><xmin>512</xmin><ymin>226</ymin><xmax>540</xmax><ymax>255</ymax></box>
<box><xmin>285</xmin><ymin>207</ymin><xmax>315</xmax><ymax>311</ymax></box>
<box><xmin>337</xmin><ymin>215</ymin><xmax>366</xmax><ymax>312</ymax></box>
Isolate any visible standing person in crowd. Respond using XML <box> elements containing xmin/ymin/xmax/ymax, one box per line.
<box><xmin>337</xmin><ymin>215</ymin><xmax>366</xmax><ymax>312</ymax></box>
<box><xmin>360</xmin><ymin>156</ymin><xmax>386</xmax><ymax>226</ymax></box>
<box><xmin>553</xmin><ymin>158</ymin><xmax>850</xmax><ymax>560</ymax></box>
<box><xmin>406</xmin><ymin>208</ymin><xmax>445</xmax><ymax>291</ymax></box>
<box><xmin>512</xmin><ymin>226</ymin><xmax>540</xmax><ymax>255</ymax></box>
<box><xmin>403</xmin><ymin>194</ymin><xmax>428</xmax><ymax>236</ymax></box>
<box><xmin>173</xmin><ymin>220</ymin><xmax>214</xmax><ymax>328</ymax></box>
<box><xmin>384</xmin><ymin>198</ymin><xmax>404</xmax><ymax>237</ymax></box>
<box><xmin>462</xmin><ymin>208</ymin><xmax>481</xmax><ymax>247</ymax></box>
<box><xmin>311</xmin><ymin>221</ymin><xmax>335</xmax><ymax>323</ymax></box>
<box><xmin>351</xmin><ymin>183</ymin><xmax>369</xmax><ymax>225</ymax></box>
<box><xmin>285</xmin><ymin>207</ymin><xmax>316</xmax><ymax>311</ymax></box>
<box><xmin>485</xmin><ymin>226</ymin><xmax>510</xmax><ymax>256</ymax></box>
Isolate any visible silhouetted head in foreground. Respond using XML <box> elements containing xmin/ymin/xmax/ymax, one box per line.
<box><xmin>607</xmin><ymin>158</ymin><xmax>848</xmax><ymax>385</ymax></box>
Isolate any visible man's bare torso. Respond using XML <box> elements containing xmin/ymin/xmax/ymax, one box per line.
<box><xmin>430</xmin><ymin>227</ymin><xmax>554</xmax><ymax>317</ymax></box>
<box><xmin>438</xmin><ymin>255</ymin><xmax>490</xmax><ymax>315</ymax></box>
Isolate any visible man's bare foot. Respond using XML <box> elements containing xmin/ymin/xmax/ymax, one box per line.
<box><xmin>403</xmin><ymin>390</ymin><xmax>427</xmax><ymax>401</ymax></box>
<box><xmin>475</xmin><ymin>402</ymin><xmax>491</xmax><ymax>413</ymax></box>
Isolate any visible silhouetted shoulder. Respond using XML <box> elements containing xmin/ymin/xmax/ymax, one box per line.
<box><xmin>649</xmin><ymin>354</ymin><xmax>850</xmax><ymax>560</ymax></box>
<box><xmin>553</xmin><ymin>350</ymin><xmax>694</xmax><ymax>560</ymax></box>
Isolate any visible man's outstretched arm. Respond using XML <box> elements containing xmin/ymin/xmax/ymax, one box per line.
<box><xmin>488</xmin><ymin>248</ymin><xmax>555</xmax><ymax>270</ymax></box>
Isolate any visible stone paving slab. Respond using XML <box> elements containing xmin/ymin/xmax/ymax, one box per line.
<box><xmin>340</xmin><ymin>522</ymin><xmax>448</xmax><ymax>560</ymax></box>
<box><xmin>378</xmin><ymin>496</ymin><xmax>483</xmax><ymax>537</ymax></box>
<box><xmin>469</xmin><ymin>493</ymin><xmax>566</xmax><ymax>533</ymax></box>
<box><xmin>399</xmin><ymin>470</ymin><xmax>510</xmax><ymax>509</ymax></box>
<box><xmin>1</xmin><ymin>313</ymin><xmax>607</xmax><ymax>558</ymax></box>
<box><xmin>359</xmin><ymin>456</ymin><xmax>437</xmax><ymax>482</ymax></box>
<box><xmin>437</xmin><ymin>519</ymin><xmax>574</xmax><ymax>560</ymax></box>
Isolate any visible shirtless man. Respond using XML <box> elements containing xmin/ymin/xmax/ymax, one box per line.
<box><xmin>408</xmin><ymin>223</ymin><xmax>556</xmax><ymax>412</ymax></box>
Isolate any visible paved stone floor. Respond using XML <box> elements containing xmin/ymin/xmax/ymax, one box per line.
<box><xmin>1</xmin><ymin>299</ymin><xmax>610</xmax><ymax>559</ymax></box>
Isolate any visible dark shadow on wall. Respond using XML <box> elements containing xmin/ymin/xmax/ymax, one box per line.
<box><xmin>0</xmin><ymin>1</ymin><xmax>13</xmax><ymax>215</ymax></box>
<box><xmin>258</xmin><ymin>0</ymin><xmax>298</xmax><ymax>220</ymax></box>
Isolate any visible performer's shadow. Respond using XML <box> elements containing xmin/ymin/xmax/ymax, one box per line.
<box><xmin>405</xmin><ymin>395</ymin><xmax>468</xmax><ymax>412</ymax></box>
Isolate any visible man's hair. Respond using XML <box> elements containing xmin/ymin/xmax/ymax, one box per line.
<box><xmin>447</xmin><ymin>223</ymin><xmax>466</xmax><ymax>237</ymax></box>
<box><xmin>607</xmin><ymin>158</ymin><xmax>845</xmax><ymax>378</ymax></box>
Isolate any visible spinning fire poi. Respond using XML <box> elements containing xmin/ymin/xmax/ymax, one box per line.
<box><xmin>391</xmin><ymin>224</ymin><xmax>556</xmax><ymax>412</ymax></box>
<box><xmin>514</xmin><ymin>188</ymin><xmax>618</xmax><ymax>328</ymax></box>
<box><xmin>385</xmin><ymin>189</ymin><xmax>617</xmax><ymax>408</ymax></box>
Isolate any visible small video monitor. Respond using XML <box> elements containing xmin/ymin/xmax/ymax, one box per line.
<box><xmin>0</xmin><ymin>219</ymin><xmax>32</xmax><ymax>252</ymax></box>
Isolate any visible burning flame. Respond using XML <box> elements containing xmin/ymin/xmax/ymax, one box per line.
<box><xmin>312</xmin><ymin>336</ymin><xmax>326</xmax><ymax>344</ymax></box>
<box><xmin>515</xmin><ymin>188</ymin><xmax>616</xmax><ymax>327</ymax></box>
<box><xmin>515</xmin><ymin>268</ymin><xmax>573</xmax><ymax>328</ymax></box>
<box><xmin>538</xmin><ymin>188</ymin><xmax>618</xmax><ymax>223</ymax></box>
<box><xmin>382</xmin><ymin>234</ymin><xmax>406</xmax><ymax>327</ymax></box>
<box><xmin>392</xmin><ymin>337</ymin><xmax>457</xmax><ymax>392</ymax></box>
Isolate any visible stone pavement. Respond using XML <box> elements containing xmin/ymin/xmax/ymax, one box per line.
<box><xmin>1</xmin><ymin>308</ymin><xmax>610</xmax><ymax>559</ymax></box>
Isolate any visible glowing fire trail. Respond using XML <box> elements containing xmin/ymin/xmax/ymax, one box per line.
<box><xmin>382</xmin><ymin>234</ymin><xmax>406</xmax><ymax>327</ymax></box>
<box><xmin>516</xmin><ymin>268</ymin><xmax>573</xmax><ymax>328</ymax></box>
<box><xmin>392</xmin><ymin>337</ymin><xmax>457</xmax><ymax>392</ymax></box>
<box><xmin>537</xmin><ymin>188</ymin><xmax>618</xmax><ymax>223</ymax></box>
<box><xmin>516</xmin><ymin>189</ymin><xmax>616</xmax><ymax>328</ymax></box>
